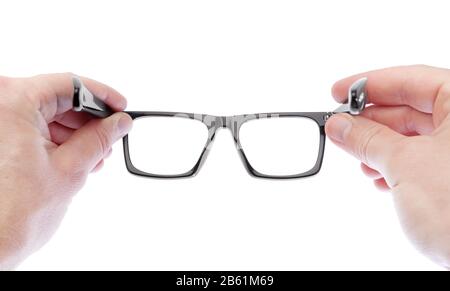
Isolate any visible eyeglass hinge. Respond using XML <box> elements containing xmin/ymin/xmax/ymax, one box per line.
<box><xmin>324</xmin><ymin>112</ymin><xmax>334</xmax><ymax>122</ymax></box>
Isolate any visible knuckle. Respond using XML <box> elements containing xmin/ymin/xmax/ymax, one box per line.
<box><xmin>438</xmin><ymin>82</ymin><xmax>450</xmax><ymax>105</ymax></box>
<box><xmin>23</xmin><ymin>78</ymin><xmax>48</xmax><ymax>102</ymax></box>
<box><xmin>94</xmin><ymin>124</ymin><xmax>113</xmax><ymax>156</ymax></box>
<box><xmin>438</xmin><ymin>81</ymin><xmax>450</xmax><ymax>98</ymax></box>
<box><xmin>54</xmin><ymin>156</ymin><xmax>87</xmax><ymax>186</ymax></box>
<box><xmin>401</xmin><ymin>106</ymin><xmax>416</xmax><ymax>133</ymax></box>
<box><xmin>56</xmin><ymin>154</ymin><xmax>84</xmax><ymax>177</ymax></box>
<box><xmin>435</xmin><ymin>82</ymin><xmax>450</xmax><ymax>124</ymax></box>
<box><xmin>356</xmin><ymin>124</ymin><xmax>385</xmax><ymax>165</ymax></box>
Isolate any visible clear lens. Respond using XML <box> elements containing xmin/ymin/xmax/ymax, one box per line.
<box><xmin>238</xmin><ymin>117</ymin><xmax>320</xmax><ymax>176</ymax></box>
<box><xmin>127</xmin><ymin>116</ymin><xmax>209</xmax><ymax>175</ymax></box>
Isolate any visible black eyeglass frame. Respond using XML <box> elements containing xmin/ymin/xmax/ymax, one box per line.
<box><xmin>72</xmin><ymin>77</ymin><xmax>367</xmax><ymax>179</ymax></box>
<box><xmin>123</xmin><ymin>111</ymin><xmax>328</xmax><ymax>179</ymax></box>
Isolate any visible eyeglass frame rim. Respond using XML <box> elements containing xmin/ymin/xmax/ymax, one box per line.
<box><xmin>72</xmin><ymin>75</ymin><xmax>368</xmax><ymax>180</ymax></box>
<box><xmin>122</xmin><ymin>111</ymin><xmax>328</xmax><ymax>179</ymax></box>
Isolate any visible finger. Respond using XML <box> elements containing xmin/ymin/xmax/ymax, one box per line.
<box><xmin>104</xmin><ymin>148</ymin><xmax>113</xmax><ymax>159</ymax></box>
<box><xmin>331</xmin><ymin>65</ymin><xmax>450</xmax><ymax>113</ymax></box>
<box><xmin>81</xmin><ymin>77</ymin><xmax>127</xmax><ymax>111</ymax></box>
<box><xmin>53</xmin><ymin>110</ymin><xmax>93</xmax><ymax>129</ymax></box>
<box><xmin>27</xmin><ymin>73</ymin><xmax>127</xmax><ymax>122</ymax></box>
<box><xmin>53</xmin><ymin>112</ymin><xmax>132</xmax><ymax>174</ymax></box>
<box><xmin>91</xmin><ymin>160</ymin><xmax>105</xmax><ymax>173</ymax></box>
<box><xmin>92</xmin><ymin>148</ymin><xmax>112</xmax><ymax>173</ymax></box>
<box><xmin>93</xmin><ymin>148</ymin><xmax>113</xmax><ymax>172</ymax></box>
<box><xmin>360</xmin><ymin>163</ymin><xmax>383</xmax><ymax>179</ymax></box>
<box><xmin>374</xmin><ymin>178</ymin><xmax>390</xmax><ymax>192</ymax></box>
<box><xmin>362</xmin><ymin>105</ymin><xmax>435</xmax><ymax>135</ymax></box>
<box><xmin>433</xmin><ymin>82</ymin><xmax>450</xmax><ymax>128</ymax></box>
<box><xmin>325</xmin><ymin>113</ymin><xmax>405</xmax><ymax>172</ymax></box>
<box><xmin>48</xmin><ymin>122</ymin><xmax>75</xmax><ymax>145</ymax></box>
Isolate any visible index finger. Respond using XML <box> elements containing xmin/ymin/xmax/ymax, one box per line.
<box><xmin>28</xmin><ymin>73</ymin><xmax>127</xmax><ymax>121</ymax></box>
<box><xmin>332</xmin><ymin>65</ymin><xmax>450</xmax><ymax>113</ymax></box>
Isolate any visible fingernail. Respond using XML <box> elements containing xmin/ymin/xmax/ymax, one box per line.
<box><xmin>117</xmin><ymin>114</ymin><xmax>133</xmax><ymax>136</ymax></box>
<box><xmin>327</xmin><ymin>114</ymin><xmax>352</xmax><ymax>143</ymax></box>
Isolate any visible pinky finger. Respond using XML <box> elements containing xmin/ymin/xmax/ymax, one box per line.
<box><xmin>91</xmin><ymin>148</ymin><xmax>111</xmax><ymax>173</ymax></box>
<box><xmin>361</xmin><ymin>163</ymin><xmax>383</xmax><ymax>179</ymax></box>
<box><xmin>91</xmin><ymin>159</ymin><xmax>105</xmax><ymax>173</ymax></box>
<box><xmin>104</xmin><ymin>148</ymin><xmax>113</xmax><ymax>159</ymax></box>
<box><xmin>374</xmin><ymin>178</ymin><xmax>390</xmax><ymax>192</ymax></box>
<box><xmin>49</xmin><ymin>122</ymin><xmax>75</xmax><ymax>145</ymax></box>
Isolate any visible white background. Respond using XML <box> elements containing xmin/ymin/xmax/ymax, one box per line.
<box><xmin>1</xmin><ymin>0</ymin><xmax>449</xmax><ymax>270</ymax></box>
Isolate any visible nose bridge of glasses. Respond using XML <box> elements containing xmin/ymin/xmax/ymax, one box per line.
<box><xmin>207</xmin><ymin>116</ymin><xmax>234</xmax><ymax>129</ymax></box>
<box><xmin>220</xmin><ymin>116</ymin><xmax>239</xmax><ymax>133</ymax></box>
<box><xmin>220</xmin><ymin>116</ymin><xmax>228</xmax><ymax>128</ymax></box>
<box><xmin>204</xmin><ymin>115</ymin><xmax>240</xmax><ymax>138</ymax></box>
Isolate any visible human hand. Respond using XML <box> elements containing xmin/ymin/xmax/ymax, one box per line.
<box><xmin>0</xmin><ymin>73</ymin><xmax>132</xmax><ymax>270</ymax></box>
<box><xmin>325</xmin><ymin>65</ymin><xmax>450</xmax><ymax>268</ymax></box>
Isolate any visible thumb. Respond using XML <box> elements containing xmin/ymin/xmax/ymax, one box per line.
<box><xmin>325</xmin><ymin>113</ymin><xmax>404</xmax><ymax>171</ymax></box>
<box><xmin>53</xmin><ymin>112</ymin><xmax>133</xmax><ymax>174</ymax></box>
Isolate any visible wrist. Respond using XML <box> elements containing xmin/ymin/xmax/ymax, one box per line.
<box><xmin>0</xmin><ymin>239</ymin><xmax>22</xmax><ymax>270</ymax></box>
<box><xmin>0</xmin><ymin>222</ymin><xmax>28</xmax><ymax>270</ymax></box>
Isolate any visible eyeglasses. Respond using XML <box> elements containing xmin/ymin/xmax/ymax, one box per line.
<box><xmin>72</xmin><ymin>77</ymin><xmax>367</xmax><ymax>179</ymax></box>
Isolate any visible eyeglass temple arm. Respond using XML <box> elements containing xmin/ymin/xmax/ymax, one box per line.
<box><xmin>72</xmin><ymin>77</ymin><xmax>114</xmax><ymax>118</ymax></box>
<box><xmin>71</xmin><ymin>76</ymin><xmax>368</xmax><ymax>119</ymax></box>
<box><xmin>330</xmin><ymin>77</ymin><xmax>368</xmax><ymax>116</ymax></box>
